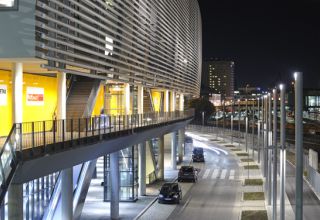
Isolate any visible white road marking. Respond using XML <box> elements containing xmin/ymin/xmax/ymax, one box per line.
<box><xmin>211</xmin><ymin>169</ymin><xmax>219</xmax><ymax>179</ymax></box>
<box><xmin>220</xmin><ymin>169</ymin><xmax>227</xmax><ymax>179</ymax></box>
<box><xmin>202</xmin><ymin>169</ymin><xmax>210</xmax><ymax>179</ymax></box>
<box><xmin>229</xmin><ymin>169</ymin><xmax>235</xmax><ymax>180</ymax></box>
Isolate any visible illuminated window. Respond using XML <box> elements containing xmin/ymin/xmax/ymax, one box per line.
<box><xmin>0</xmin><ymin>0</ymin><xmax>18</xmax><ymax>10</ymax></box>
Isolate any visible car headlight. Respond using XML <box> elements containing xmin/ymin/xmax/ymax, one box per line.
<box><xmin>158</xmin><ymin>194</ymin><xmax>164</xmax><ymax>198</ymax></box>
<box><xmin>173</xmin><ymin>195</ymin><xmax>178</xmax><ymax>198</ymax></box>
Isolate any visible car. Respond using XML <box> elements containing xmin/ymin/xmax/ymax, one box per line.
<box><xmin>185</xmin><ymin>136</ymin><xmax>193</xmax><ymax>144</ymax></box>
<box><xmin>192</xmin><ymin>147</ymin><xmax>205</xmax><ymax>162</ymax></box>
<box><xmin>178</xmin><ymin>166</ymin><xmax>198</xmax><ymax>182</ymax></box>
<box><xmin>158</xmin><ymin>183</ymin><xmax>182</xmax><ymax>204</ymax></box>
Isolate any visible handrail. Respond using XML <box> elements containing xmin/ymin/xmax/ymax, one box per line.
<box><xmin>0</xmin><ymin>124</ymin><xmax>18</xmax><ymax>204</ymax></box>
<box><xmin>0</xmin><ymin>109</ymin><xmax>194</xmax><ymax>205</ymax></box>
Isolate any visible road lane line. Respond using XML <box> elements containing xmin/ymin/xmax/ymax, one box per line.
<box><xmin>229</xmin><ymin>169</ymin><xmax>235</xmax><ymax>180</ymax></box>
<box><xmin>202</xmin><ymin>169</ymin><xmax>210</xmax><ymax>179</ymax></box>
<box><xmin>178</xmin><ymin>196</ymin><xmax>191</xmax><ymax>215</ymax></box>
<box><xmin>211</xmin><ymin>169</ymin><xmax>219</xmax><ymax>179</ymax></box>
<box><xmin>220</xmin><ymin>169</ymin><xmax>227</xmax><ymax>179</ymax></box>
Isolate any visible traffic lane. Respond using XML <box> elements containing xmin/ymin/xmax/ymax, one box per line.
<box><xmin>286</xmin><ymin>161</ymin><xmax>320</xmax><ymax>220</ymax></box>
<box><xmin>168</xmin><ymin>143</ymin><xmax>241</xmax><ymax>220</ymax></box>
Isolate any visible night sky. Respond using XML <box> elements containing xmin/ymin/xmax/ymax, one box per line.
<box><xmin>198</xmin><ymin>0</ymin><xmax>320</xmax><ymax>89</ymax></box>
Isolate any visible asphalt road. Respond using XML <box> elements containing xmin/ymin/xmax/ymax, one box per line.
<box><xmin>286</xmin><ymin>161</ymin><xmax>320</xmax><ymax>220</ymax></box>
<box><xmin>140</xmin><ymin>133</ymin><xmax>242</xmax><ymax>220</ymax></box>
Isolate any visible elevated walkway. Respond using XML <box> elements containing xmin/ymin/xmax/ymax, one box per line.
<box><xmin>0</xmin><ymin>110</ymin><xmax>193</xmax><ymax>204</ymax></box>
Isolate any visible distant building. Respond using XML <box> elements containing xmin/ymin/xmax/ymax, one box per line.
<box><xmin>201</xmin><ymin>59</ymin><xmax>235</xmax><ymax>104</ymax></box>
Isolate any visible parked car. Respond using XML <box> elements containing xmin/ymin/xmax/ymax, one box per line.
<box><xmin>185</xmin><ymin>136</ymin><xmax>193</xmax><ymax>144</ymax></box>
<box><xmin>178</xmin><ymin>166</ymin><xmax>198</xmax><ymax>182</ymax></box>
<box><xmin>158</xmin><ymin>183</ymin><xmax>182</xmax><ymax>204</ymax></box>
<box><xmin>192</xmin><ymin>147</ymin><xmax>205</xmax><ymax>162</ymax></box>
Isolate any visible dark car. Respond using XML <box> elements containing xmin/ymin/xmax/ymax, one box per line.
<box><xmin>192</xmin><ymin>147</ymin><xmax>205</xmax><ymax>162</ymax></box>
<box><xmin>178</xmin><ymin>166</ymin><xmax>198</xmax><ymax>182</ymax></box>
<box><xmin>185</xmin><ymin>136</ymin><xmax>193</xmax><ymax>144</ymax></box>
<box><xmin>158</xmin><ymin>183</ymin><xmax>182</xmax><ymax>204</ymax></box>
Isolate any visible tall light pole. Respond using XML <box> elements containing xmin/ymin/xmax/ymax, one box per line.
<box><xmin>238</xmin><ymin>99</ymin><xmax>241</xmax><ymax>147</ymax></box>
<box><xmin>257</xmin><ymin>97</ymin><xmax>261</xmax><ymax>163</ymax></box>
<box><xmin>268</xmin><ymin>93</ymin><xmax>272</xmax><ymax>206</ymax></box>
<box><xmin>252</xmin><ymin>98</ymin><xmax>255</xmax><ymax>157</ymax></box>
<box><xmin>245</xmin><ymin>98</ymin><xmax>248</xmax><ymax>152</ymax></box>
<box><xmin>294</xmin><ymin>72</ymin><xmax>303</xmax><ymax>220</ymax></box>
<box><xmin>272</xmin><ymin>88</ymin><xmax>278</xmax><ymax>220</ymax></box>
<box><xmin>280</xmin><ymin>84</ymin><xmax>286</xmax><ymax>220</ymax></box>
<box><xmin>231</xmin><ymin>99</ymin><xmax>234</xmax><ymax>144</ymax></box>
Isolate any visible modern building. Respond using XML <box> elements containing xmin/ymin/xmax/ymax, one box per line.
<box><xmin>201</xmin><ymin>58</ymin><xmax>235</xmax><ymax>103</ymax></box>
<box><xmin>0</xmin><ymin>1</ymin><xmax>202</xmax><ymax>219</ymax></box>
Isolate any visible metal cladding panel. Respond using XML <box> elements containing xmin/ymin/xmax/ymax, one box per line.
<box><xmin>35</xmin><ymin>0</ymin><xmax>202</xmax><ymax>96</ymax></box>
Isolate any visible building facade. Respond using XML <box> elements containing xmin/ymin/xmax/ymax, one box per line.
<box><xmin>201</xmin><ymin>59</ymin><xmax>235</xmax><ymax>103</ymax></box>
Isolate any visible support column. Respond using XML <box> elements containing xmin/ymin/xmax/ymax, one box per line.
<box><xmin>179</xmin><ymin>93</ymin><xmax>184</xmax><ymax>111</ymax></box>
<box><xmin>164</xmin><ymin>90</ymin><xmax>169</xmax><ymax>112</ymax></box>
<box><xmin>158</xmin><ymin>136</ymin><xmax>165</xmax><ymax>180</ymax></box>
<box><xmin>170</xmin><ymin>91</ymin><xmax>176</xmax><ymax>112</ymax></box>
<box><xmin>12</xmin><ymin>62</ymin><xmax>23</xmax><ymax>123</ymax></box>
<box><xmin>61</xmin><ymin>168</ymin><xmax>73</xmax><ymax>220</ymax></box>
<box><xmin>8</xmin><ymin>183</ymin><xmax>23</xmax><ymax>220</ymax></box>
<box><xmin>178</xmin><ymin>128</ymin><xmax>185</xmax><ymax>162</ymax></box>
<box><xmin>124</xmin><ymin>83</ymin><xmax>130</xmax><ymax>115</ymax></box>
<box><xmin>137</xmin><ymin>86</ymin><xmax>144</xmax><ymax>114</ymax></box>
<box><xmin>57</xmin><ymin>72</ymin><xmax>67</xmax><ymax>119</ymax></box>
<box><xmin>171</xmin><ymin>132</ymin><xmax>177</xmax><ymax>170</ymax></box>
<box><xmin>8</xmin><ymin>63</ymin><xmax>23</xmax><ymax>220</ymax></box>
<box><xmin>138</xmin><ymin>143</ymin><xmax>146</xmax><ymax>196</ymax></box>
<box><xmin>110</xmin><ymin>151</ymin><xmax>120</xmax><ymax>220</ymax></box>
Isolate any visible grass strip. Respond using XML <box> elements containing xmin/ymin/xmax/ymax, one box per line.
<box><xmin>236</xmin><ymin>153</ymin><xmax>249</xmax><ymax>156</ymax></box>
<box><xmin>224</xmin><ymin>145</ymin><xmax>236</xmax><ymax>148</ymax></box>
<box><xmin>243</xmin><ymin>192</ymin><xmax>265</xmax><ymax>200</ymax></box>
<box><xmin>241</xmin><ymin>210</ymin><xmax>268</xmax><ymax>220</ymax></box>
<box><xmin>241</xmin><ymin>158</ymin><xmax>254</xmax><ymax>162</ymax></box>
<box><xmin>243</xmin><ymin>165</ymin><xmax>259</xmax><ymax>169</ymax></box>
<box><xmin>244</xmin><ymin>178</ymin><xmax>263</xmax><ymax>186</ymax></box>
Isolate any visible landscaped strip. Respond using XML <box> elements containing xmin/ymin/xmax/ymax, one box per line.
<box><xmin>244</xmin><ymin>178</ymin><xmax>263</xmax><ymax>186</ymax></box>
<box><xmin>236</xmin><ymin>153</ymin><xmax>249</xmax><ymax>156</ymax></box>
<box><xmin>243</xmin><ymin>165</ymin><xmax>259</xmax><ymax>169</ymax></box>
<box><xmin>224</xmin><ymin>145</ymin><xmax>236</xmax><ymax>148</ymax></box>
<box><xmin>243</xmin><ymin>192</ymin><xmax>265</xmax><ymax>200</ymax></box>
<box><xmin>241</xmin><ymin>210</ymin><xmax>268</xmax><ymax>220</ymax></box>
<box><xmin>241</xmin><ymin>158</ymin><xmax>254</xmax><ymax>162</ymax></box>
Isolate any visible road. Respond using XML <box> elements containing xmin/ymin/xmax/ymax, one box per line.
<box><xmin>140</xmin><ymin>132</ymin><xmax>242</xmax><ymax>220</ymax></box>
<box><xmin>286</xmin><ymin>161</ymin><xmax>320</xmax><ymax>220</ymax></box>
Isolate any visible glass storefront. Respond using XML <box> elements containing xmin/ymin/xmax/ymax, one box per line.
<box><xmin>103</xmin><ymin>146</ymin><xmax>138</xmax><ymax>202</ymax></box>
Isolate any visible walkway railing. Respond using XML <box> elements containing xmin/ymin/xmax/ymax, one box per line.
<box><xmin>0</xmin><ymin>110</ymin><xmax>194</xmax><ymax>204</ymax></box>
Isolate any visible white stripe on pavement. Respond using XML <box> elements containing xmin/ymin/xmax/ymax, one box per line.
<box><xmin>220</xmin><ymin>169</ymin><xmax>227</xmax><ymax>179</ymax></box>
<box><xmin>229</xmin><ymin>169</ymin><xmax>235</xmax><ymax>180</ymax></box>
<box><xmin>211</xmin><ymin>169</ymin><xmax>219</xmax><ymax>179</ymax></box>
<box><xmin>202</xmin><ymin>169</ymin><xmax>210</xmax><ymax>179</ymax></box>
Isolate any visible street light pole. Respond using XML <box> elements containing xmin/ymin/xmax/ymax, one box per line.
<box><xmin>295</xmin><ymin>72</ymin><xmax>303</xmax><ymax>220</ymax></box>
<box><xmin>280</xmin><ymin>84</ymin><xmax>286</xmax><ymax>220</ymax></box>
<box><xmin>272</xmin><ymin>88</ymin><xmax>278</xmax><ymax>220</ymax></box>
<box><xmin>268</xmin><ymin>93</ymin><xmax>272</xmax><ymax>206</ymax></box>
<box><xmin>245</xmin><ymin>98</ymin><xmax>248</xmax><ymax>152</ymax></box>
<box><xmin>258</xmin><ymin>97</ymin><xmax>261</xmax><ymax>163</ymax></box>
<box><xmin>252</xmin><ymin>98</ymin><xmax>255</xmax><ymax>157</ymax></box>
<box><xmin>231</xmin><ymin>99</ymin><xmax>234</xmax><ymax>144</ymax></box>
<box><xmin>238</xmin><ymin>99</ymin><xmax>241</xmax><ymax>147</ymax></box>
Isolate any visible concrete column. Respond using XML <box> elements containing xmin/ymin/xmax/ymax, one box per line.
<box><xmin>57</xmin><ymin>72</ymin><xmax>67</xmax><ymax>120</ymax></box>
<box><xmin>110</xmin><ymin>151</ymin><xmax>120</xmax><ymax>220</ymax></box>
<box><xmin>61</xmin><ymin>168</ymin><xmax>73</xmax><ymax>220</ymax></box>
<box><xmin>170</xmin><ymin>91</ymin><xmax>176</xmax><ymax>112</ymax></box>
<box><xmin>138</xmin><ymin>143</ymin><xmax>146</xmax><ymax>196</ymax></box>
<box><xmin>164</xmin><ymin>90</ymin><xmax>169</xmax><ymax>112</ymax></box>
<box><xmin>158</xmin><ymin>136</ymin><xmax>165</xmax><ymax>180</ymax></box>
<box><xmin>9</xmin><ymin>63</ymin><xmax>23</xmax><ymax>220</ymax></box>
<box><xmin>137</xmin><ymin>86</ymin><xmax>144</xmax><ymax>114</ymax></box>
<box><xmin>124</xmin><ymin>83</ymin><xmax>130</xmax><ymax>115</ymax></box>
<box><xmin>8</xmin><ymin>183</ymin><xmax>23</xmax><ymax>220</ymax></box>
<box><xmin>179</xmin><ymin>93</ymin><xmax>184</xmax><ymax>111</ymax></box>
<box><xmin>12</xmin><ymin>62</ymin><xmax>23</xmax><ymax>123</ymax></box>
<box><xmin>171</xmin><ymin>132</ymin><xmax>177</xmax><ymax>170</ymax></box>
<box><xmin>178</xmin><ymin>128</ymin><xmax>185</xmax><ymax>162</ymax></box>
